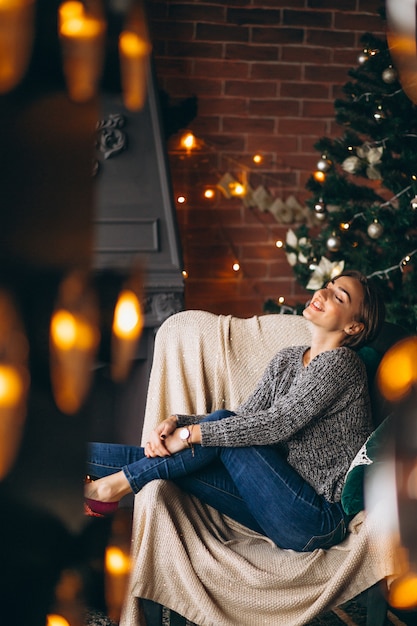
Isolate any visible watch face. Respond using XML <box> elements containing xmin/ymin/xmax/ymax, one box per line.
<box><xmin>179</xmin><ymin>427</ymin><xmax>190</xmax><ymax>441</ymax></box>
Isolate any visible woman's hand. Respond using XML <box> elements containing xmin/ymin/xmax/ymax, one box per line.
<box><xmin>145</xmin><ymin>415</ymin><xmax>179</xmax><ymax>457</ymax></box>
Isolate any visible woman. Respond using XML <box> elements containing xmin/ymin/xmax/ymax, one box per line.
<box><xmin>85</xmin><ymin>270</ymin><xmax>385</xmax><ymax>551</ymax></box>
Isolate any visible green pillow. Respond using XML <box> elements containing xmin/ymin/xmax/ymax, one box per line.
<box><xmin>341</xmin><ymin>416</ymin><xmax>392</xmax><ymax>516</ymax></box>
<box><xmin>357</xmin><ymin>346</ymin><xmax>382</xmax><ymax>383</ymax></box>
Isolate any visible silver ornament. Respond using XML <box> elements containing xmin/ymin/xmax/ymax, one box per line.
<box><xmin>382</xmin><ymin>67</ymin><xmax>397</xmax><ymax>84</ymax></box>
<box><xmin>326</xmin><ymin>234</ymin><xmax>341</xmax><ymax>252</ymax></box>
<box><xmin>314</xmin><ymin>199</ymin><xmax>326</xmax><ymax>213</ymax></box>
<box><xmin>373</xmin><ymin>105</ymin><xmax>385</xmax><ymax>122</ymax></box>
<box><xmin>317</xmin><ymin>157</ymin><xmax>331</xmax><ymax>172</ymax></box>
<box><xmin>367</xmin><ymin>221</ymin><xmax>384</xmax><ymax>239</ymax></box>
<box><xmin>358</xmin><ymin>52</ymin><xmax>368</xmax><ymax>65</ymax></box>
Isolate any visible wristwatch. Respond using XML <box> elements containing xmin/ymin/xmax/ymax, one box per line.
<box><xmin>179</xmin><ymin>426</ymin><xmax>194</xmax><ymax>456</ymax></box>
<box><xmin>179</xmin><ymin>427</ymin><xmax>191</xmax><ymax>445</ymax></box>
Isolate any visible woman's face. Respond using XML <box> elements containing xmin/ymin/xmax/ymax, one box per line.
<box><xmin>303</xmin><ymin>275</ymin><xmax>365</xmax><ymax>336</ymax></box>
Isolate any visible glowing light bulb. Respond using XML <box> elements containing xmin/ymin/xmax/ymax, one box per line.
<box><xmin>182</xmin><ymin>270</ymin><xmax>188</xmax><ymax>279</ymax></box>
<box><xmin>278</xmin><ymin>296</ymin><xmax>285</xmax><ymax>304</ymax></box>
<box><xmin>181</xmin><ymin>132</ymin><xmax>196</xmax><ymax>151</ymax></box>
<box><xmin>275</xmin><ymin>240</ymin><xmax>283</xmax><ymax>248</ymax></box>
<box><xmin>177</xmin><ymin>195</ymin><xmax>186</xmax><ymax>204</ymax></box>
<box><xmin>0</xmin><ymin>365</ymin><xmax>23</xmax><ymax>408</ymax></box>
<box><xmin>106</xmin><ymin>546</ymin><xmax>131</xmax><ymax>576</ymax></box>
<box><xmin>112</xmin><ymin>290</ymin><xmax>142</xmax><ymax>340</ymax></box>
<box><xmin>341</xmin><ymin>222</ymin><xmax>350</xmax><ymax>230</ymax></box>
<box><xmin>313</xmin><ymin>170</ymin><xmax>326</xmax><ymax>183</ymax></box>
<box><xmin>50</xmin><ymin>310</ymin><xmax>96</xmax><ymax>351</ymax></box>
<box><xmin>230</xmin><ymin>182</ymin><xmax>245</xmax><ymax>197</ymax></box>
<box><xmin>253</xmin><ymin>154</ymin><xmax>263</xmax><ymax>164</ymax></box>
<box><xmin>204</xmin><ymin>188</ymin><xmax>215</xmax><ymax>199</ymax></box>
<box><xmin>232</xmin><ymin>262</ymin><xmax>240</xmax><ymax>272</ymax></box>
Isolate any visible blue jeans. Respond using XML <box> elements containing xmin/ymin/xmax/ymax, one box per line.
<box><xmin>86</xmin><ymin>410</ymin><xmax>351</xmax><ymax>551</ymax></box>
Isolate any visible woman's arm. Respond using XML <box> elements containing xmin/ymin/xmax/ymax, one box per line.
<box><xmin>199</xmin><ymin>348</ymin><xmax>367</xmax><ymax>448</ymax></box>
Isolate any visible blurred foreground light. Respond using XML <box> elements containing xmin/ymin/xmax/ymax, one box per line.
<box><xmin>111</xmin><ymin>280</ymin><xmax>144</xmax><ymax>382</ymax></box>
<box><xmin>50</xmin><ymin>272</ymin><xmax>100</xmax><ymax>414</ymax></box>
<box><xmin>377</xmin><ymin>337</ymin><xmax>417</xmax><ymax>402</ymax></box>
<box><xmin>0</xmin><ymin>0</ymin><xmax>35</xmax><ymax>94</ymax></box>
<box><xmin>389</xmin><ymin>571</ymin><xmax>417</xmax><ymax>609</ymax></box>
<box><xmin>46</xmin><ymin>616</ymin><xmax>70</xmax><ymax>626</ymax></box>
<box><xmin>112</xmin><ymin>289</ymin><xmax>142</xmax><ymax>340</ymax></box>
<box><xmin>58</xmin><ymin>0</ymin><xmax>106</xmax><ymax>103</ymax></box>
<box><xmin>0</xmin><ymin>364</ymin><xmax>24</xmax><ymax>407</ymax></box>
<box><xmin>106</xmin><ymin>545</ymin><xmax>131</xmax><ymax>576</ymax></box>
<box><xmin>0</xmin><ymin>289</ymin><xmax>30</xmax><ymax>481</ymax></box>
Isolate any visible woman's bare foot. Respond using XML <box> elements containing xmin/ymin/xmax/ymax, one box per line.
<box><xmin>84</xmin><ymin>471</ymin><xmax>132</xmax><ymax>503</ymax></box>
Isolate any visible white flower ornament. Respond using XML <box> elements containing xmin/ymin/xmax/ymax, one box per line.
<box><xmin>306</xmin><ymin>257</ymin><xmax>345</xmax><ymax>291</ymax></box>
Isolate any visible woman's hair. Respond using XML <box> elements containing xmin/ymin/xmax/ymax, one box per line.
<box><xmin>332</xmin><ymin>269</ymin><xmax>385</xmax><ymax>350</ymax></box>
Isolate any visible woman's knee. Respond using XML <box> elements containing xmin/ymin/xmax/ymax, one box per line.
<box><xmin>201</xmin><ymin>409</ymin><xmax>235</xmax><ymax>423</ymax></box>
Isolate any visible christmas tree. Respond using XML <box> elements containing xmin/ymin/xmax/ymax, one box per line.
<box><xmin>284</xmin><ymin>33</ymin><xmax>417</xmax><ymax>333</ymax></box>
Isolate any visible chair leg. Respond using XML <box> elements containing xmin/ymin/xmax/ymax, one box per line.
<box><xmin>366</xmin><ymin>581</ymin><xmax>388</xmax><ymax>626</ymax></box>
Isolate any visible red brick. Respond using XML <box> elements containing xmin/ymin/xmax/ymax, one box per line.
<box><xmin>194</xmin><ymin>60</ymin><xmax>250</xmax><ymax>79</ymax></box>
<box><xmin>278</xmin><ymin>118</ymin><xmax>327</xmax><ymax>136</ymax></box>
<box><xmin>252</xmin><ymin>27</ymin><xmax>304</xmax><ymax>45</ymax></box>
<box><xmin>281</xmin><ymin>81</ymin><xmax>331</xmax><ymax>99</ymax></box>
<box><xmin>168</xmin><ymin>4</ymin><xmax>226</xmax><ymax>22</ymax></box>
<box><xmin>282</xmin><ymin>46</ymin><xmax>332</xmax><ymax>64</ymax></box>
<box><xmin>225</xmin><ymin>80</ymin><xmax>278</xmax><ymax>98</ymax></box>
<box><xmin>227</xmin><ymin>8</ymin><xmax>282</xmax><ymax>26</ymax></box>
<box><xmin>163</xmin><ymin>76</ymin><xmax>222</xmax><ymax>96</ymax></box>
<box><xmin>226</xmin><ymin>43</ymin><xmax>279</xmax><ymax>62</ymax></box>
<box><xmin>283</xmin><ymin>9</ymin><xmax>332</xmax><ymax>28</ymax></box>
<box><xmin>150</xmin><ymin>20</ymin><xmax>194</xmax><ymax>42</ymax></box>
<box><xmin>198</xmin><ymin>97</ymin><xmax>247</xmax><ymax>116</ymax></box>
<box><xmin>166</xmin><ymin>41</ymin><xmax>224</xmax><ymax>59</ymax></box>
<box><xmin>247</xmin><ymin>133</ymin><xmax>299</xmax><ymax>154</ymax></box>
<box><xmin>196</xmin><ymin>23</ymin><xmax>249</xmax><ymax>43</ymax></box>
<box><xmin>239</xmin><ymin>260</ymin><xmax>269</xmax><ymax>278</ymax></box>
<box><xmin>334</xmin><ymin>12</ymin><xmax>385</xmax><ymax>33</ymax></box>
<box><xmin>249</xmin><ymin>99</ymin><xmax>301</xmax><ymax>117</ymax></box>
<box><xmin>304</xmin><ymin>64</ymin><xmax>352</xmax><ymax>83</ymax></box>
<box><xmin>251</xmin><ymin>62</ymin><xmax>302</xmax><ymax>81</ymax></box>
<box><xmin>333</xmin><ymin>48</ymin><xmax>362</xmax><ymax>66</ymax></box>
<box><xmin>307</xmin><ymin>0</ymin><xmax>356</xmax><ymax>8</ymax></box>
<box><xmin>302</xmin><ymin>100</ymin><xmax>336</xmax><ymax>117</ymax></box>
<box><xmin>307</xmin><ymin>29</ymin><xmax>356</xmax><ymax>48</ymax></box>
<box><xmin>223</xmin><ymin>117</ymin><xmax>276</xmax><ymax>135</ymax></box>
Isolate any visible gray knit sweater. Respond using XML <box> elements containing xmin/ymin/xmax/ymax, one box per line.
<box><xmin>177</xmin><ymin>345</ymin><xmax>373</xmax><ymax>502</ymax></box>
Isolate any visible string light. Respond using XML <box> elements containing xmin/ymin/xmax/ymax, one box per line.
<box><xmin>253</xmin><ymin>153</ymin><xmax>263</xmax><ymax>164</ymax></box>
<box><xmin>232</xmin><ymin>262</ymin><xmax>240</xmax><ymax>272</ymax></box>
<box><xmin>181</xmin><ymin>270</ymin><xmax>188</xmax><ymax>279</ymax></box>
<box><xmin>176</xmin><ymin>195</ymin><xmax>186</xmax><ymax>204</ymax></box>
<box><xmin>275</xmin><ymin>240</ymin><xmax>283</xmax><ymax>248</ymax></box>
<box><xmin>367</xmin><ymin>249</ymin><xmax>417</xmax><ymax>279</ymax></box>
<box><xmin>204</xmin><ymin>188</ymin><xmax>215</xmax><ymax>199</ymax></box>
<box><xmin>313</xmin><ymin>170</ymin><xmax>326</xmax><ymax>183</ymax></box>
<box><xmin>180</xmin><ymin>131</ymin><xmax>197</xmax><ymax>152</ymax></box>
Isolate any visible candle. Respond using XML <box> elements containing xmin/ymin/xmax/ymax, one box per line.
<box><xmin>119</xmin><ymin>30</ymin><xmax>151</xmax><ymax>111</ymax></box>
<box><xmin>58</xmin><ymin>1</ymin><xmax>106</xmax><ymax>102</ymax></box>
<box><xmin>111</xmin><ymin>289</ymin><xmax>143</xmax><ymax>382</ymax></box>
<box><xmin>0</xmin><ymin>0</ymin><xmax>35</xmax><ymax>93</ymax></box>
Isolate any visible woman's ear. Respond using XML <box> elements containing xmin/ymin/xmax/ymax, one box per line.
<box><xmin>345</xmin><ymin>321</ymin><xmax>365</xmax><ymax>336</ymax></box>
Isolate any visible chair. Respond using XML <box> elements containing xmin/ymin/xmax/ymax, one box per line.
<box><xmin>119</xmin><ymin>311</ymin><xmax>408</xmax><ymax>626</ymax></box>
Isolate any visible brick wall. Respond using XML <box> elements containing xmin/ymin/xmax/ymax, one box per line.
<box><xmin>147</xmin><ymin>0</ymin><xmax>386</xmax><ymax>317</ymax></box>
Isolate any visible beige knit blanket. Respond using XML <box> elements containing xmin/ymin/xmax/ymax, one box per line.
<box><xmin>120</xmin><ymin>311</ymin><xmax>400</xmax><ymax>626</ymax></box>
